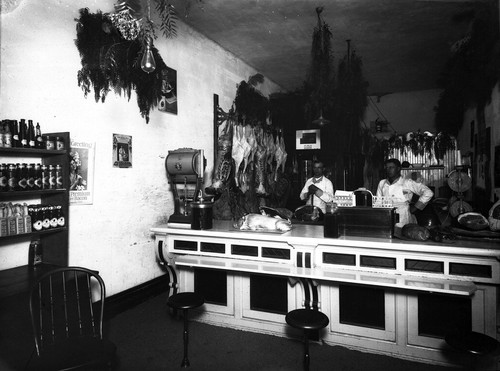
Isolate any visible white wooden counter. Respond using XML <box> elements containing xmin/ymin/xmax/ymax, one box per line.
<box><xmin>151</xmin><ymin>221</ymin><xmax>500</xmax><ymax>368</ymax></box>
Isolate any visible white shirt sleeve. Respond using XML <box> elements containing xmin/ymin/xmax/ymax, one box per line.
<box><xmin>405</xmin><ymin>179</ymin><xmax>434</xmax><ymax>209</ymax></box>
<box><xmin>300</xmin><ymin>178</ymin><xmax>312</xmax><ymax>201</ymax></box>
<box><xmin>318</xmin><ymin>179</ymin><xmax>334</xmax><ymax>203</ymax></box>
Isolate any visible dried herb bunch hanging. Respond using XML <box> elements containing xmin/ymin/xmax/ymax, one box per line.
<box><xmin>435</xmin><ymin>6</ymin><xmax>500</xmax><ymax>135</ymax></box>
<box><xmin>304</xmin><ymin>7</ymin><xmax>335</xmax><ymax>124</ymax></box>
<box><xmin>383</xmin><ymin>131</ymin><xmax>455</xmax><ymax>161</ymax></box>
<box><xmin>334</xmin><ymin>41</ymin><xmax>368</xmax><ymax>153</ymax></box>
<box><xmin>234</xmin><ymin>73</ymin><xmax>269</xmax><ymax>125</ymax></box>
<box><xmin>75</xmin><ymin>8</ymin><xmax>168</xmax><ymax>122</ymax></box>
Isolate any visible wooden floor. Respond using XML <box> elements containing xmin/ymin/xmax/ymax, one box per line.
<box><xmin>2</xmin><ymin>287</ymin><xmax>495</xmax><ymax>370</ymax></box>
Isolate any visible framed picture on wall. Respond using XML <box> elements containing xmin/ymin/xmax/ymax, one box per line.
<box><xmin>296</xmin><ymin>129</ymin><xmax>321</xmax><ymax>150</ymax></box>
<box><xmin>112</xmin><ymin>133</ymin><xmax>132</xmax><ymax>168</ymax></box>
<box><xmin>158</xmin><ymin>66</ymin><xmax>178</xmax><ymax>115</ymax></box>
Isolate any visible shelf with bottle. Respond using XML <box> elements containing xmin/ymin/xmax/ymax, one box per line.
<box><xmin>0</xmin><ymin>202</ymin><xmax>66</xmax><ymax>238</ymax></box>
<box><xmin>0</xmin><ymin>147</ymin><xmax>65</xmax><ymax>156</ymax></box>
<box><xmin>1</xmin><ymin>162</ymin><xmax>65</xmax><ymax>192</ymax></box>
<box><xmin>0</xmin><ymin>119</ymin><xmax>65</xmax><ymax>152</ymax></box>
<box><xmin>0</xmin><ymin>189</ymin><xmax>66</xmax><ymax>198</ymax></box>
<box><xmin>0</xmin><ymin>227</ymin><xmax>68</xmax><ymax>241</ymax></box>
<box><xmin>0</xmin><ymin>131</ymin><xmax>70</xmax><ymax>298</ymax></box>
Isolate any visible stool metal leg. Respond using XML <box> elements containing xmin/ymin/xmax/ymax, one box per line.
<box><xmin>181</xmin><ymin>309</ymin><xmax>190</xmax><ymax>368</ymax></box>
<box><xmin>303</xmin><ymin>331</ymin><xmax>310</xmax><ymax>371</ymax></box>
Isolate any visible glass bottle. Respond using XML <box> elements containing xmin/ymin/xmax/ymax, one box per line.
<box><xmin>11</xmin><ymin>120</ymin><xmax>19</xmax><ymax>148</ymax></box>
<box><xmin>41</xmin><ymin>165</ymin><xmax>49</xmax><ymax>190</ymax></box>
<box><xmin>7</xmin><ymin>163</ymin><xmax>18</xmax><ymax>191</ymax></box>
<box><xmin>19</xmin><ymin>119</ymin><xmax>28</xmax><ymax>148</ymax></box>
<box><xmin>0</xmin><ymin>122</ymin><xmax>4</xmax><ymax>147</ymax></box>
<box><xmin>29</xmin><ymin>205</ymin><xmax>43</xmax><ymax>231</ymax></box>
<box><xmin>27</xmin><ymin>164</ymin><xmax>35</xmax><ymax>189</ymax></box>
<box><xmin>17</xmin><ymin>163</ymin><xmax>28</xmax><ymax>191</ymax></box>
<box><xmin>48</xmin><ymin>165</ymin><xmax>55</xmax><ymax>189</ymax></box>
<box><xmin>0</xmin><ymin>163</ymin><xmax>7</xmax><ymax>191</ymax></box>
<box><xmin>48</xmin><ymin>205</ymin><xmax>58</xmax><ymax>228</ymax></box>
<box><xmin>56</xmin><ymin>205</ymin><xmax>65</xmax><ymax>227</ymax></box>
<box><xmin>34</xmin><ymin>163</ymin><xmax>42</xmax><ymax>189</ymax></box>
<box><xmin>55</xmin><ymin>164</ymin><xmax>63</xmax><ymax>189</ymax></box>
<box><xmin>35</xmin><ymin>123</ymin><xmax>43</xmax><ymax>149</ymax></box>
<box><xmin>3</xmin><ymin>122</ymin><xmax>12</xmax><ymax>148</ymax></box>
<box><xmin>28</xmin><ymin>120</ymin><xmax>35</xmax><ymax>148</ymax></box>
<box><xmin>41</xmin><ymin>206</ymin><xmax>50</xmax><ymax>230</ymax></box>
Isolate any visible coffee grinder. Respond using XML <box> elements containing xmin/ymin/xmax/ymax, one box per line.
<box><xmin>165</xmin><ymin>148</ymin><xmax>205</xmax><ymax>224</ymax></box>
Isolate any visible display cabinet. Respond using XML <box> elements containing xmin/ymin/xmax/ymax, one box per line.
<box><xmin>0</xmin><ymin>132</ymin><xmax>70</xmax><ymax>298</ymax></box>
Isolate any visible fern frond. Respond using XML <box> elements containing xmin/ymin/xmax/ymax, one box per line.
<box><xmin>154</xmin><ymin>1</ymin><xmax>178</xmax><ymax>38</ymax></box>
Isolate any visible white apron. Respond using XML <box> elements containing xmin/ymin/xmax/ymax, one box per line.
<box><xmin>391</xmin><ymin>187</ymin><xmax>417</xmax><ymax>227</ymax></box>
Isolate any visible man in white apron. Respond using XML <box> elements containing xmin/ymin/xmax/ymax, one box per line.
<box><xmin>376</xmin><ymin>158</ymin><xmax>434</xmax><ymax>228</ymax></box>
<box><xmin>300</xmin><ymin>161</ymin><xmax>334</xmax><ymax>214</ymax></box>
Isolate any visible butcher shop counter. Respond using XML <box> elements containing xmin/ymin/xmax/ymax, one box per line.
<box><xmin>151</xmin><ymin>221</ymin><xmax>500</xmax><ymax>368</ymax></box>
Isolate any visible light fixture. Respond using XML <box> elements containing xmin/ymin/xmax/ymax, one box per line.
<box><xmin>141</xmin><ymin>36</ymin><xmax>156</xmax><ymax>73</ymax></box>
<box><xmin>140</xmin><ymin>0</ymin><xmax>156</xmax><ymax>74</ymax></box>
<box><xmin>312</xmin><ymin>109</ymin><xmax>330</xmax><ymax>126</ymax></box>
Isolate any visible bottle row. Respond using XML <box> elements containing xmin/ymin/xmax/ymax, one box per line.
<box><xmin>0</xmin><ymin>163</ymin><xmax>64</xmax><ymax>192</ymax></box>
<box><xmin>0</xmin><ymin>202</ymin><xmax>65</xmax><ymax>237</ymax></box>
<box><xmin>0</xmin><ymin>119</ymin><xmax>65</xmax><ymax>150</ymax></box>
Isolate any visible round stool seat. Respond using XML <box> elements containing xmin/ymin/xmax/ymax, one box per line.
<box><xmin>286</xmin><ymin>309</ymin><xmax>329</xmax><ymax>331</ymax></box>
<box><xmin>167</xmin><ymin>292</ymin><xmax>204</xmax><ymax>310</ymax></box>
<box><xmin>445</xmin><ymin>331</ymin><xmax>498</xmax><ymax>356</ymax></box>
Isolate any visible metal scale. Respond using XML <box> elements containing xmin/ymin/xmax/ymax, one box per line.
<box><xmin>165</xmin><ymin>148</ymin><xmax>205</xmax><ymax>224</ymax></box>
<box><xmin>447</xmin><ymin>165</ymin><xmax>472</xmax><ymax>217</ymax></box>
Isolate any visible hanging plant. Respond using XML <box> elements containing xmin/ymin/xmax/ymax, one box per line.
<box><xmin>304</xmin><ymin>7</ymin><xmax>335</xmax><ymax>124</ymax></box>
<box><xmin>435</xmin><ymin>6</ymin><xmax>500</xmax><ymax>135</ymax></box>
<box><xmin>434</xmin><ymin>132</ymin><xmax>456</xmax><ymax>160</ymax></box>
<box><xmin>75</xmin><ymin>8</ymin><xmax>169</xmax><ymax>122</ymax></box>
<box><xmin>334</xmin><ymin>42</ymin><xmax>368</xmax><ymax>154</ymax></box>
<box><xmin>234</xmin><ymin>74</ymin><xmax>269</xmax><ymax>126</ymax></box>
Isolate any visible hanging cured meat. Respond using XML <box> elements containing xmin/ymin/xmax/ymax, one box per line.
<box><xmin>232</xmin><ymin>124</ymin><xmax>252</xmax><ymax>186</ymax></box>
<box><xmin>254</xmin><ymin>128</ymin><xmax>268</xmax><ymax>195</ymax></box>
<box><xmin>242</xmin><ymin>125</ymin><xmax>256</xmax><ymax>173</ymax></box>
<box><xmin>207</xmin><ymin>121</ymin><xmax>233</xmax><ymax>192</ymax></box>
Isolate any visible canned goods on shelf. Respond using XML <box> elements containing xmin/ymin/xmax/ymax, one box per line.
<box><xmin>44</xmin><ymin>136</ymin><xmax>55</xmax><ymax>150</ymax></box>
<box><xmin>55</xmin><ymin>136</ymin><xmax>65</xmax><ymax>150</ymax></box>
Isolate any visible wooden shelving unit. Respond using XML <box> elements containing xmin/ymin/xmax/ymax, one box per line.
<box><xmin>0</xmin><ymin>132</ymin><xmax>70</xmax><ymax>298</ymax></box>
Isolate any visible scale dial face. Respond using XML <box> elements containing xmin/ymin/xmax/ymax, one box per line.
<box><xmin>447</xmin><ymin>170</ymin><xmax>472</xmax><ymax>193</ymax></box>
<box><xmin>450</xmin><ymin>200</ymin><xmax>473</xmax><ymax>218</ymax></box>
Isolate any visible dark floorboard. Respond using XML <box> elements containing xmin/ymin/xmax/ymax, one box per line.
<box><xmin>0</xmin><ymin>290</ymin><xmax>475</xmax><ymax>370</ymax></box>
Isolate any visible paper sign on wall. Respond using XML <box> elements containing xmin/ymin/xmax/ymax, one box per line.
<box><xmin>70</xmin><ymin>140</ymin><xmax>95</xmax><ymax>205</ymax></box>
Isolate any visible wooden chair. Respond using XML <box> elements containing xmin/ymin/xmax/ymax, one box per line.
<box><xmin>285</xmin><ymin>308</ymin><xmax>329</xmax><ymax>371</ymax></box>
<box><xmin>167</xmin><ymin>292</ymin><xmax>204</xmax><ymax>368</ymax></box>
<box><xmin>26</xmin><ymin>267</ymin><xmax>117</xmax><ymax>370</ymax></box>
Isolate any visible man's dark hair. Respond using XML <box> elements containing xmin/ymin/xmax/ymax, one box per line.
<box><xmin>385</xmin><ymin>158</ymin><xmax>401</xmax><ymax>168</ymax></box>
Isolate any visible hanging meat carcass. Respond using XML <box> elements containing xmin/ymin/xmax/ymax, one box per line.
<box><xmin>254</xmin><ymin>128</ymin><xmax>268</xmax><ymax>195</ymax></box>
<box><xmin>279</xmin><ymin>134</ymin><xmax>287</xmax><ymax>173</ymax></box>
<box><xmin>232</xmin><ymin>124</ymin><xmax>252</xmax><ymax>187</ymax></box>
<box><xmin>206</xmin><ymin>121</ymin><xmax>233</xmax><ymax>194</ymax></box>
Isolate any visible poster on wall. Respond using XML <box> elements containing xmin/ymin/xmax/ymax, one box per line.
<box><xmin>113</xmin><ymin>133</ymin><xmax>132</xmax><ymax>168</ymax></box>
<box><xmin>69</xmin><ymin>140</ymin><xmax>95</xmax><ymax>205</ymax></box>
<box><xmin>158</xmin><ymin>66</ymin><xmax>178</xmax><ymax>115</ymax></box>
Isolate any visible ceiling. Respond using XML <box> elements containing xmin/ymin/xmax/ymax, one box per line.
<box><xmin>168</xmin><ymin>0</ymin><xmax>496</xmax><ymax>95</ymax></box>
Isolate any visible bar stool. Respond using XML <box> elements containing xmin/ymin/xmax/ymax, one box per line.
<box><xmin>286</xmin><ymin>308</ymin><xmax>329</xmax><ymax>371</ymax></box>
<box><xmin>445</xmin><ymin>330</ymin><xmax>499</xmax><ymax>370</ymax></box>
<box><xmin>167</xmin><ymin>292</ymin><xmax>205</xmax><ymax>368</ymax></box>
